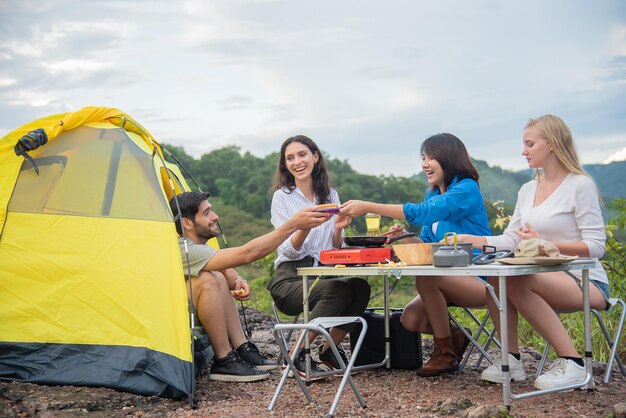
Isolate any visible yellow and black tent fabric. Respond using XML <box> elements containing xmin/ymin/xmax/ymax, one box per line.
<box><xmin>0</xmin><ymin>107</ymin><xmax>193</xmax><ymax>397</ymax></box>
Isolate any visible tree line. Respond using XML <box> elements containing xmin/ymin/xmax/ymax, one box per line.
<box><xmin>162</xmin><ymin>144</ymin><xmax>444</xmax><ymax>239</ymax></box>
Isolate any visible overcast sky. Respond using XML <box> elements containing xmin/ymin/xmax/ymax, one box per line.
<box><xmin>1</xmin><ymin>0</ymin><xmax>625</xmax><ymax>177</ymax></box>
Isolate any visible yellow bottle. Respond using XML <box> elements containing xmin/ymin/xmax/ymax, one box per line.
<box><xmin>365</xmin><ymin>213</ymin><xmax>381</xmax><ymax>236</ymax></box>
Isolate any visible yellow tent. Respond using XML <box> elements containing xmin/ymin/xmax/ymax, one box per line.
<box><xmin>0</xmin><ymin>107</ymin><xmax>195</xmax><ymax>397</ymax></box>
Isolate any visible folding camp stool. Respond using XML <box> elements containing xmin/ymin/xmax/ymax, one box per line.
<box><xmin>448</xmin><ymin>279</ymin><xmax>501</xmax><ymax>372</ymax></box>
<box><xmin>271</xmin><ymin>301</ymin><xmax>301</xmax><ymax>366</ymax></box>
<box><xmin>268</xmin><ymin>316</ymin><xmax>368</xmax><ymax>418</ymax></box>
<box><xmin>536</xmin><ymin>297</ymin><xmax>626</xmax><ymax>384</ymax></box>
<box><xmin>449</xmin><ymin>306</ymin><xmax>501</xmax><ymax>372</ymax></box>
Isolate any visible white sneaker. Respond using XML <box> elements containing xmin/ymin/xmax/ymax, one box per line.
<box><xmin>480</xmin><ymin>353</ymin><xmax>527</xmax><ymax>384</ymax></box>
<box><xmin>534</xmin><ymin>358</ymin><xmax>586</xmax><ymax>390</ymax></box>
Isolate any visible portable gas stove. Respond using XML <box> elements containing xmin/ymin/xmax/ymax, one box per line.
<box><xmin>320</xmin><ymin>247</ymin><xmax>394</xmax><ymax>265</ymax></box>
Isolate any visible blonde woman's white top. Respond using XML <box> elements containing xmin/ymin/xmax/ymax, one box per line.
<box><xmin>487</xmin><ymin>173</ymin><xmax>608</xmax><ymax>284</ymax></box>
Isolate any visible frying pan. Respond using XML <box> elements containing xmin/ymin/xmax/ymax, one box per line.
<box><xmin>344</xmin><ymin>232</ymin><xmax>415</xmax><ymax>247</ymax></box>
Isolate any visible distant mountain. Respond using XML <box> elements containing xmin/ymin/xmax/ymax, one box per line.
<box><xmin>417</xmin><ymin>159</ymin><xmax>529</xmax><ymax>208</ymax></box>
<box><xmin>581</xmin><ymin>161</ymin><xmax>626</xmax><ymax>200</ymax></box>
<box><xmin>418</xmin><ymin>159</ymin><xmax>625</xmax><ymax>208</ymax></box>
<box><xmin>519</xmin><ymin>160</ymin><xmax>625</xmax><ymax>201</ymax></box>
<box><xmin>163</xmin><ymin>144</ymin><xmax>624</xmax><ymax>247</ymax></box>
<box><xmin>473</xmin><ymin>160</ymin><xmax>529</xmax><ymax>207</ymax></box>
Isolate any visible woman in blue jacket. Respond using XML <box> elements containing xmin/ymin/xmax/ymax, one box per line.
<box><xmin>341</xmin><ymin>133</ymin><xmax>491</xmax><ymax>376</ymax></box>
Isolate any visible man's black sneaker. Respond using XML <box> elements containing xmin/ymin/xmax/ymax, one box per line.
<box><xmin>319</xmin><ymin>344</ymin><xmax>349</xmax><ymax>370</ymax></box>
<box><xmin>236</xmin><ymin>341</ymin><xmax>278</xmax><ymax>371</ymax></box>
<box><xmin>209</xmin><ymin>350</ymin><xmax>269</xmax><ymax>382</ymax></box>
<box><xmin>282</xmin><ymin>351</ymin><xmax>327</xmax><ymax>381</ymax></box>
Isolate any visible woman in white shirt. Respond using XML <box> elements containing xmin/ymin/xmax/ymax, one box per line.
<box><xmin>457</xmin><ymin>114</ymin><xmax>609</xmax><ymax>390</ymax></box>
<box><xmin>267</xmin><ymin>135</ymin><xmax>371</xmax><ymax>377</ymax></box>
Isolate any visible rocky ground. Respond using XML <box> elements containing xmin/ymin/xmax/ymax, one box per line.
<box><xmin>1</xmin><ymin>309</ymin><xmax>625</xmax><ymax>418</ymax></box>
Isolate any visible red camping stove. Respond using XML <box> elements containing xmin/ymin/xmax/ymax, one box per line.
<box><xmin>320</xmin><ymin>247</ymin><xmax>393</xmax><ymax>265</ymax></box>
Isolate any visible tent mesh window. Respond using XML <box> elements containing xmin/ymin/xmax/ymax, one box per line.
<box><xmin>8</xmin><ymin>125</ymin><xmax>171</xmax><ymax>221</ymax></box>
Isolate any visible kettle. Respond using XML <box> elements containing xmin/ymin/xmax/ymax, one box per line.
<box><xmin>433</xmin><ymin>232</ymin><xmax>470</xmax><ymax>267</ymax></box>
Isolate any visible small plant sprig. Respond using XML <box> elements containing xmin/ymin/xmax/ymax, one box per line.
<box><xmin>491</xmin><ymin>199</ymin><xmax>512</xmax><ymax>232</ymax></box>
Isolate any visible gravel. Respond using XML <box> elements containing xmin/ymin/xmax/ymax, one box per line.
<box><xmin>1</xmin><ymin>308</ymin><xmax>624</xmax><ymax>418</ymax></box>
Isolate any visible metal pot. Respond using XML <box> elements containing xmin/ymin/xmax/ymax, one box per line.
<box><xmin>431</xmin><ymin>243</ymin><xmax>473</xmax><ymax>265</ymax></box>
<box><xmin>433</xmin><ymin>246</ymin><xmax>469</xmax><ymax>267</ymax></box>
<box><xmin>432</xmin><ymin>232</ymin><xmax>470</xmax><ymax>267</ymax></box>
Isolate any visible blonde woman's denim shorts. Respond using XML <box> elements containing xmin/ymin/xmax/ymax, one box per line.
<box><xmin>591</xmin><ymin>280</ymin><xmax>610</xmax><ymax>304</ymax></box>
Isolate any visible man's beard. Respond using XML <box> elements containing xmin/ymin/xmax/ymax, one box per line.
<box><xmin>195</xmin><ymin>223</ymin><xmax>218</xmax><ymax>241</ymax></box>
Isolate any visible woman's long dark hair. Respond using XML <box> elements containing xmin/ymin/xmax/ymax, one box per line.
<box><xmin>272</xmin><ymin>135</ymin><xmax>331</xmax><ymax>204</ymax></box>
<box><xmin>421</xmin><ymin>133</ymin><xmax>479</xmax><ymax>191</ymax></box>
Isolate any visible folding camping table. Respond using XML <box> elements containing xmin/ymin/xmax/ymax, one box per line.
<box><xmin>297</xmin><ymin>259</ymin><xmax>597</xmax><ymax>411</ymax></box>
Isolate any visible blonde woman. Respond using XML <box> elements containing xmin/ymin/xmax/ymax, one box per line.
<box><xmin>457</xmin><ymin>115</ymin><xmax>609</xmax><ymax>389</ymax></box>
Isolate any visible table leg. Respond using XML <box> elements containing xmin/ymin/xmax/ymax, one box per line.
<box><xmin>303</xmin><ymin>274</ymin><xmax>310</xmax><ymax>380</ymax></box>
<box><xmin>499</xmin><ymin>275</ymin><xmax>511</xmax><ymax>410</ymax></box>
<box><xmin>582</xmin><ymin>268</ymin><xmax>594</xmax><ymax>391</ymax></box>
<box><xmin>384</xmin><ymin>274</ymin><xmax>391</xmax><ymax>370</ymax></box>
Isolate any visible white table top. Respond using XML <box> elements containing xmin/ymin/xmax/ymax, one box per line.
<box><xmin>298</xmin><ymin>258</ymin><xmax>597</xmax><ymax>277</ymax></box>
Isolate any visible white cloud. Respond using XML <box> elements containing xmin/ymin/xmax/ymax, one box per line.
<box><xmin>604</xmin><ymin>146</ymin><xmax>626</xmax><ymax>164</ymax></box>
<box><xmin>5</xmin><ymin>90</ymin><xmax>59</xmax><ymax>107</ymax></box>
<box><xmin>0</xmin><ymin>0</ymin><xmax>625</xmax><ymax>177</ymax></box>
<box><xmin>61</xmin><ymin>21</ymin><xmax>130</xmax><ymax>36</ymax></box>
<box><xmin>0</xmin><ymin>26</ymin><xmax>66</xmax><ymax>58</ymax></box>
<box><xmin>609</xmin><ymin>24</ymin><xmax>626</xmax><ymax>55</ymax></box>
<box><xmin>44</xmin><ymin>59</ymin><xmax>112</xmax><ymax>75</ymax></box>
<box><xmin>181</xmin><ymin>0</ymin><xmax>220</xmax><ymax>19</ymax></box>
<box><xmin>0</xmin><ymin>77</ymin><xmax>16</xmax><ymax>87</ymax></box>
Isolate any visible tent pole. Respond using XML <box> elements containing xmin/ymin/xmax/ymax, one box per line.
<box><xmin>151</xmin><ymin>147</ymin><xmax>196</xmax><ymax>408</ymax></box>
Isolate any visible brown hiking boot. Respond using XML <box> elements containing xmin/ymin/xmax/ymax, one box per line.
<box><xmin>416</xmin><ymin>336</ymin><xmax>459</xmax><ymax>377</ymax></box>
<box><xmin>450</xmin><ymin>325</ymin><xmax>471</xmax><ymax>360</ymax></box>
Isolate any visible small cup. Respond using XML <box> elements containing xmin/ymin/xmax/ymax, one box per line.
<box><xmin>365</xmin><ymin>213</ymin><xmax>381</xmax><ymax>236</ymax></box>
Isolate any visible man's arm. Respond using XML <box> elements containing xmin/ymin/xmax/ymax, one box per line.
<box><xmin>201</xmin><ymin>208</ymin><xmax>331</xmax><ymax>272</ymax></box>
<box><xmin>222</xmin><ymin>268</ymin><xmax>250</xmax><ymax>300</ymax></box>
<box><xmin>222</xmin><ymin>268</ymin><xmax>239</xmax><ymax>289</ymax></box>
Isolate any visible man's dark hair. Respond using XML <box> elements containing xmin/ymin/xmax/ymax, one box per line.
<box><xmin>169</xmin><ymin>191</ymin><xmax>210</xmax><ymax>235</ymax></box>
